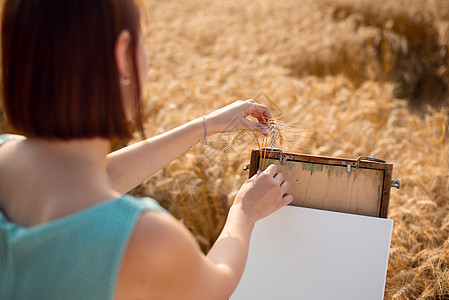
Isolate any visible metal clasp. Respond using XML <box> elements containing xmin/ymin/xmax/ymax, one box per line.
<box><xmin>338</xmin><ymin>156</ymin><xmax>386</xmax><ymax>174</ymax></box>
<box><xmin>391</xmin><ymin>180</ymin><xmax>400</xmax><ymax>189</ymax></box>
<box><xmin>263</xmin><ymin>148</ymin><xmax>294</xmax><ymax>165</ymax></box>
<box><xmin>356</xmin><ymin>156</ymin><xmax>386</xmax><ymax>168</ymax></box>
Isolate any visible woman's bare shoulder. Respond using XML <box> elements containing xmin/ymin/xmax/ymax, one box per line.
<box><xmin>115</xmin><ymin>210</ymin><xmax>209</xmax><ymax>300</ymax></box>
<box><xmin>0</xmin><ymin>134</ymin><xmax>26</xmax><ymax>167</ymax></box>
<box><xmin>0</xmin><ymin>134</ymin><xmax>25</xmax><ymax>147</ymax></box>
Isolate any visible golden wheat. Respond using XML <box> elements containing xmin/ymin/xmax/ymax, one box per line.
<box><xmin>1</xmin><ymin>0</ymin><xmax>449</xmax><ymax>298</ymax></box>
<box><xmin>136</xmin><ymin>0</ymin><xmax>449</xmax><ymax>296</ymax></box>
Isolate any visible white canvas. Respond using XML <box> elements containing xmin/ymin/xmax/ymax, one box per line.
<box><xmin>231</xmin><ymin>206</ymin><xmax>393</xmax><ymax>300</ymax></box>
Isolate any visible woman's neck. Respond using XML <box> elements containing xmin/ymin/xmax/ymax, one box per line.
<box><xmin>28</xmin><ymin>137</ymin><xmax>111</xmax><ymax>174</ymax></box>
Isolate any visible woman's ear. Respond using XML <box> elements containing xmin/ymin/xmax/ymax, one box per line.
<box><xmin>115</xmin><ymin>30</ymin><xmax>134</xmax><ymax>120</ymax></box>
<box><xmin>115</xmin><ymin>30</ymin><xmax>132</xmax><ymax>80</ymax></box>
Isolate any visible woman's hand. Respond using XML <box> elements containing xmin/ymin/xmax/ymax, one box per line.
<box><xmin>232</xmin><ymin>164</ymin><xmax>293</xmax><ymax>225</ymax></box>
<box><xmin>206</xmin><ymin>99</ymin><xmax>272</xmax><ymax>135</ymax></box>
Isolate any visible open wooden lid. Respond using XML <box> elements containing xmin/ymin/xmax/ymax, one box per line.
<box><xmin>248</xmin><ymin>149</ymin><xmax>394</xmax><ymax>218</ymax></box>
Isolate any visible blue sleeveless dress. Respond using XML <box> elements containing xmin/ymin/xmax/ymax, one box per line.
<box><xmin>0</xmin><ymin>134</ymin><xmax>168</xmax><ymax>300</ymax></box>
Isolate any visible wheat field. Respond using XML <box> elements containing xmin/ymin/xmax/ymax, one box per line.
<box><xmin>1</xmin><ymin>0</ymin><xmax>449</xmax><ymax>298</ymax></box>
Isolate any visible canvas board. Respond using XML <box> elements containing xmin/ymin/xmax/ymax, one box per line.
<box><xmin>231</xmin><ymin>206</ymin><xmax>393</xmax><ymax>300</ymax></box>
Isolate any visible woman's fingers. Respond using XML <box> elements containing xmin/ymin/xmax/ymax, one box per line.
<box><xmin>282</xmin><ymin>194</ymin><xmax>294</xmax><ymax>204</ymax></box>
<box><xmin>236</xmin><ymin>162</ymin><xmax>293</xmax><ymax>222</ymax></box>
<box><xmin>240</xmin><ymin>118</ymin><xmax>269</xmax><ymax>134</ymax></box>
<box><xmin>207</xmin><ymin>99</ymin><xmax>272</xmax><ymax>134</ymax></box>
<box><xmin>264</xmin><ymin>165</ymin><xmax>291</xmax><ymax>199</ymax></box>
<box><xmin>245</xmin><ymin>101</ymin><xmax>272</xmax><ymax>121</ymax></box>
<box><xmin>274</xmin><ymin>172</ymin><xmax>284</xmax><ymax>184</ymax></box>
<box><xmin>280</xmin><ymin>180</ymin><xmax>290</xmax><ymax>194</ymax></box>
<box><xmin>263</xmin><ymin>164</ymin><xmax>278</xmax><ymax>177</ymax></box>
<box><xmin>256</xmin><ymin>115</ymin><xmax>267</xmax><ymax>124</ymax></box>
<box><xmin>242</xmin><ymin>101</ymin><xmax>272</xmax><ymax>133</ymax></box>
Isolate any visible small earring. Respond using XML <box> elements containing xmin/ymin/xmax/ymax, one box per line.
<box><xmin>119</xmin><ymin>76</ymin><xmax>131</xmax><ymax>86</ymax></box>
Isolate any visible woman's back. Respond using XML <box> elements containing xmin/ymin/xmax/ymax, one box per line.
<box><xmin>0</xmin><ymin>191</ymin><xmax>166</xmax><ymax>300</ymax></box>
<box><xmin>0</xmin><ymin>134</ymin><xmax>168</xmax><ymax>300</ymax></box>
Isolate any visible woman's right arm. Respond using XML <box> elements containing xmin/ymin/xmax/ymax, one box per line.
<box><xmin>116</xmin><ymin>164</ymin><xmax>292</xmax><ymax>300</ymax></box>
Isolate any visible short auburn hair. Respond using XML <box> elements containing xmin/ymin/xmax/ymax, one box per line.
<box><xmin>1</xmin><ymin>0</ymin><xmax>145</xmax><ymax>140</ymax></box>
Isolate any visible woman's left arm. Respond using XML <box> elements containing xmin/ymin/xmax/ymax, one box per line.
<box><xmin>106</xmin><ymin>100</ymin><xmax>271</xmax><ymax>194</ymax></box>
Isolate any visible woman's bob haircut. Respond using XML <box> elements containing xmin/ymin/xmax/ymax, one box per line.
<box><xmin>1</xmin><ymin>0</ymin><xmax>145</xmax><ymax>140</ymax></box>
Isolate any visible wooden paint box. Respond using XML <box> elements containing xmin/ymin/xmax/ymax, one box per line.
<box><xmin>247</xmin><ymin>149</ymin><xmax>400</xmax><ymax>218</ymax></box>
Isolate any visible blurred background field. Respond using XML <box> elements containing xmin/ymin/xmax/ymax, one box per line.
<box><xmin>2</xmin><ymin>0</ymin><xmax>449</xmax><ymax>298</ymax></box>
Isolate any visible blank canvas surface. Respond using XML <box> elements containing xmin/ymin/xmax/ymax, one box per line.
<box><xmin>231</xmin><ymin>206</ymin><xmax>393</xmax><ymax>300</ymax></box>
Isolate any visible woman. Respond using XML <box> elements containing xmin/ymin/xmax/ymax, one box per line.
<box><xmin>0</xmin><ymin>0</ymin><xmax>293</xmax><ymax>299</ymax></box>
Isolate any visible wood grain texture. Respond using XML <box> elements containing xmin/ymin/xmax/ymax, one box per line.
<box><xmin>266</xmin><ymin>158</ymin><xmax>384</xmax><ymax>217</ymax></box>
<box><xmin>248</xmin><ymin>149</ymin><xmax>393</xmax><ymax>218</ymax></box>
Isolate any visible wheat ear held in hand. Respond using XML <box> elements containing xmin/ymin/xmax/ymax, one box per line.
<box><xmin>258</xmin><ymin>119</ymin><xmax>284</xmax><ymax>170</ymax></box>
